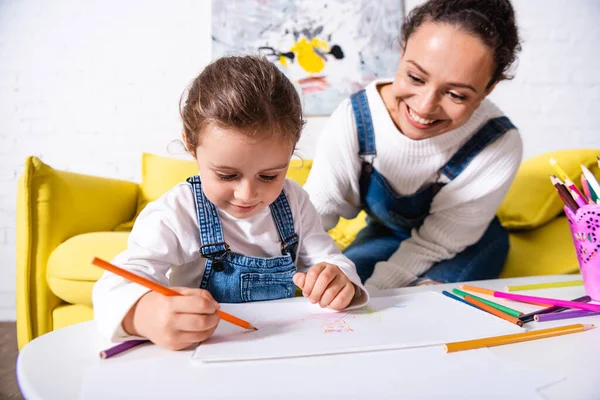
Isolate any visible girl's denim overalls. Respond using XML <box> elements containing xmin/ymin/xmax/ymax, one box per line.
<box><xmin>344</xmin><ymin>89</ymin><xmax>516</xmax><ymax>284</ymax></box>
<box><xmin>187</xmin><ymin>176</ymin><xmax>298</xmax><ymax>303</ymax></box>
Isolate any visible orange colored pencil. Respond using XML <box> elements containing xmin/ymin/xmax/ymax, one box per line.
<box><xmin>444</xmin><ymin>323</ymin><xmax>595</xmax><ymax>353</ymax></box>
<box><xmin>463</xmin><ymin>295</ymin><xmax>524</xmax><ymax>327</ymax></box>
<box><xmin>460</xmin><ymin>284</ymin><xmax>550</xmax><ymax>307</ymax></box>
<box><xmin>91</xmin><ymin>257</ymin><xmax>257</xmax><ymax>330</ymax></box>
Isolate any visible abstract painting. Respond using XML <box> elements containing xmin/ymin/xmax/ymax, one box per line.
<box><xmin>212</xmin><ymin>0</ymin><xmax>403</xmax><ymax>115</ymax></box>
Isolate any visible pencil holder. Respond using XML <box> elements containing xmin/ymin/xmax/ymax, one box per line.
<box><xmin>565</xmin><ymin>204</ymin><xmax>600</xmax><ymax>301</ymax></box>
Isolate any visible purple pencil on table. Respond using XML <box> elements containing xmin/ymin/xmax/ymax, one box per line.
<box><xmin>99</xmin><ymin>339</ymin><xmax>148</xmax><ymax>359</ymax></box>
<box><xmin>534</xmin><ymin>309</ymin><xmax>600</xmax><ymax>322</ymax></box>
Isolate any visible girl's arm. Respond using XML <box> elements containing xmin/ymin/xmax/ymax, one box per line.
<box><xmin>303</xmin><ymin>99</ymin><xmax>363</xmax><ymax>230</ymax></box>
<box><xmin>288</xmin><ymin>180</ymin><xmax>369</xmax><ymax>308</ymax></box>
<box><xmin>365</xmin><ymin>129</ymin><xmax>523</xmax><ymax>290</ymax></box>
<box><xmin>92</xmin><ymin>185</ymin><xmax>200</xmax><ymax>341</ymax></box>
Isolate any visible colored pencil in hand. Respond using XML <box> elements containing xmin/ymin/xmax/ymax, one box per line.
<box><xmin>444</xmin><ymin>323</ymin><xmax>595</xmax><ymax>353</ymax></box>
<box><xmin>91</xmin><ymin>257</ymin><xmax>257</xmax><ymax>331</ymax></box>
<box><xmin>519</xmin><ymin>295</ymin><xmax>591</xmax><ymax>324</ymax></box>
<box><xmin>99</xmin><ymin>339</ymin><xmax>148</xmax><ymax>359</ymax></box>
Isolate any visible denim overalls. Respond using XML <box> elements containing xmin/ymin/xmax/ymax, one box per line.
<box><xmin>187</xmin><ymin>176</ymin><xmax>298</xmax><ymax>303</ymax></box>
<box><xmin>343</xmin><ymin>89</ymin><xmax>516</xmax><ymax>284</ymax></box>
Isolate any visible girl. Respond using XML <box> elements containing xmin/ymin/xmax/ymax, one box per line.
<box><xmin>304</xmin><ymin>0</ymin><xmax>523</xmax><ymax>291</ymax></box>
<box><xmin>92</xmin><ymin>55</ymin><xmax>368</xmax><ymax>351</ymax></box>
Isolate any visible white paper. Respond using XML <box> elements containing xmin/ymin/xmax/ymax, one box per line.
<box><xmin>192</xmin><ymin>291</ymin><xmax>523</xmax><ymax>362</ymax></box>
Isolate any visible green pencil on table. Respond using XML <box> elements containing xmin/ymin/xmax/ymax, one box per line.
<box><xmin>505</xmin><ymin>280</ymin><xmax>583</xmax><ymax>292</ymax></box>
<box><xmin>452</xmin><ymin>288</ymin><xmax>523</xmax><ymax>318</ymax></box>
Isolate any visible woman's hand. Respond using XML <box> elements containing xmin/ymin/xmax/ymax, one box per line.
<box><xmin>293</xmin><ymin>263</ymin><xmax>355</xmax><ymax>310</ymax></box>
<box><xmin>122</xmin><ymin>287</ymin><xmax>220</xmax><ymax>351</ymax></box>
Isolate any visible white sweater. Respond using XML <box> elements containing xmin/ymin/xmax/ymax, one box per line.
<box><xmin>304</xmin><ymin>79</ymin><xmax>523</xmax><ymax>290</ymax></box>
<box><xmin>92</xmin><ymin>179</ymin><xmax>369</xmax><ymax>342</ymax></box>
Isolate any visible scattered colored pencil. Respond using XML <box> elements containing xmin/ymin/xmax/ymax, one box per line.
<box><xmin>452</xmin><ymin>288</ymin><xmax>523</xmax><ymax>317</ymax></box>
<box><xmin>463</xmin><ymin>295</ymin><xmax>524</xmax><ymax>327</ymax></box>
<box><xmin>460</xmin><ymin>285</ymin><xmax>600</xmax><ymax>313</ymax></box>
<box><xmin>444</xmin><ymin>323</ymin><xmax>595</xmax><ymax>353</ymax></box>
<box><xmin>519</xmin><ymin>295</ymin><xmax>591</xmax><ymax>324</ymax></box>
<box><xmin>99</xmin><ymin>339</ymin><xmax>148</xmax><ymax>359</ymax></box>
<box><xmin>505</xmin><ymin>280</ymin><xmax>584</xmax><ymax>292</ymax></box>
<box><xmin>91</xmin><ymin>257</ymin><xmax>257</xmax><ymax>331</ymax></box>
<box><xmin>442</xmin><ymin>290</ymin><xmax>484</xmax><ymax>311</ymax></box>
<box><xmin>534</xmin><ymin>310</ymin><xmax>600</xmax><ymax>323</ymax></box>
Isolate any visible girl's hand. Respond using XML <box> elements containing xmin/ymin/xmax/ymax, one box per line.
<box><xmin>293</xmin><ymin>263</ymin><xmax>355</xmax><ymax>310</ymax></box>
<box><xmin>122</xmin><ymin>287</ymin><xmax>220</xmax><ymax>351</ymax></box>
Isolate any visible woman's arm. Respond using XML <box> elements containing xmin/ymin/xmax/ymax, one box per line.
<box><xmin>303</xmin><ymin>99</ymin><xmax>363</xmax><ymax>230</ymax></box>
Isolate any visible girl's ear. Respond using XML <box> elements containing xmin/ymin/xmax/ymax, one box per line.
<box><xmin>181</xmin><ymin>129</ymin><xmax>196</xmax><ymax>157</ymax></box>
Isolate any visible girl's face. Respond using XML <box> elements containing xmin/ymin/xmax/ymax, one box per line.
<box><xmin>193</xmin><ymin>125</ymin><xmax>294</xmax><ymax>219</ymax></box>
<box><xmin>387</xmin><ymin>22</ymin><xmax>496</xmax><ymax>140</ymax></box>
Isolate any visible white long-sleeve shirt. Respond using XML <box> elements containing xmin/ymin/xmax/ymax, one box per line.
<box><xmin>92</xmin><ymin>179</ymin><xmax>369</xmax><ymax>341</ymax></box>
<box><xmin>304</xmin><ymin>79</ymin><xmax>523</xmax><ymax>290</ymax></box>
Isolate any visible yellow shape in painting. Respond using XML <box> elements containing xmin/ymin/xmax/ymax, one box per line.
<box><xmin>291</xmin><ymin>37</ymin><xmax>331</xmax><ymax>74</ymax></box>
<box><xmin>278</xmin><ymin>55</ymin><xmax>289</xmax><ymax>68</ymax></box>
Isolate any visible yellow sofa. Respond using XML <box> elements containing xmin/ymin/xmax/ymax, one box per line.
<box><xmin>16</xmin><ymin>150</ymin><xmax>600</xmax><ymax>349</ymax></box>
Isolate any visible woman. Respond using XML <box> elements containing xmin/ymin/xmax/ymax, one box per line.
<box><xmin>304</xmin><ymin>0</ymin><xmax>523</xmax><ymax>291</ymax></box>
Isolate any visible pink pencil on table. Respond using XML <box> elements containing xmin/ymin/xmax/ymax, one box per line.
<box><xmin>459</xmin><ymin>285</ymin><xmax>600</xmax><ymax>313</ymax></box>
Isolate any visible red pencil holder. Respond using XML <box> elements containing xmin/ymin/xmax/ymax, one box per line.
<box><xmin>565</xmin><ymin>204</ymin><xmax>600</xmax><ymax>301</ymax></box>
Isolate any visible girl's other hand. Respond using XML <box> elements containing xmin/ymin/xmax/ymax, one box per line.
<box><xmin>122</xmin><ymin>287</ymin><xmax>220</xmax><ymax>351</ymax></box>
<box><xmin>293</xmin><ymin>263</ymin><xmax>355</xmax><ymax>310</ymax></box>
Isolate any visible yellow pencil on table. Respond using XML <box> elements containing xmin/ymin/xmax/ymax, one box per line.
<box><xmin>505</xmin><ymin>280</ymin><xmax>584</xmax><ymax>292</ymax></box>
<box><xmin>91</xmin><ymin>257</ymin><xmax>257</xmax><ymax>331</ymax></box>
<box><xmin>444</xmin><ymin>323</ymin><xmax>595</xmax><ymax>353</ymax></box>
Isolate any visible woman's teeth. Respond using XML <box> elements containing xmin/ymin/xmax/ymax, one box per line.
<box><xmin>408</xmin><ymin>107</ymin><xmax>436</xmax><ymax>125</ymax></box>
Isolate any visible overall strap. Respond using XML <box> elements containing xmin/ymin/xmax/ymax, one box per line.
<box><xmin>350</xmin><ymin>89</ymin><xmax>377</xmax><ymax>161</ymax></box>
<box><xmin>440</xmin><ymin>116</ymin><xmax>516</xmax><ymax>181</ymax></box>
<box><xmin>186</xmin><ymin>176</ymin><xmax>229</xmax><ymax>258</ymax></box>
<box><xmin>269</xmin><ymin>190</ymin><xmax>299</xmax><ymax>262</ymax></box>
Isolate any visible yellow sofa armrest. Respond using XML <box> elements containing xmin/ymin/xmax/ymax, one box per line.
<box><xmin>16</xmin><ymin>156</ymin><xmax>139</xmax><ymax>348</ymax></box>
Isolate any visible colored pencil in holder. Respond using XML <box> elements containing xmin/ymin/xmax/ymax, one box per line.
<box><xmin>581</xmin><ymin>174</ymin><xmax>593</xmax><ymax>203</ymax></box>
<box><xmin>581</xmin><ymin>164</ymin><xmax>600</xmax><ymax>202</ymax></box>
<box><xmin>452</xmin><ymin>288</ymin><xmax>523</xmax><ymax>318</ymax></box>
<box><xmin>463</xmin><ymin>295</ymin><xmax>524</xmax><ymax>327</ymax></box>
<box><xmin>534</xmin><ymin>309</ymin><xmax>600</xmax><ymax>323</ymax></box>
<box><xmin>548</xmin><ymin>157</ymin><xmax>588</xmax><ymax>207</ymax></box>
<box><xmin>519</xmin><ymin>295</ymin><xmax>591</xmax><ymax>324</ymax></box>
<box><xmin>550</xmin><ymin>176</ymin><xmax>579</xmax><ymax>212</ymax></box>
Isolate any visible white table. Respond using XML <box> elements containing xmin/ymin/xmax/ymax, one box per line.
<box><xmin>17</xmin><ymin>275</ymin><xmax>600</xmax><ymax>399</ymax></box>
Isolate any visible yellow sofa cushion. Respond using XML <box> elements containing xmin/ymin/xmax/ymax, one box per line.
<box><xmin>501</xmin><ymin>216</ymin><xmax>580</xmax><ymax>277</ymax></box>
<box><xmin>498</xmin><ymin>149</ymin><xmax>600</xmax><ymax>230</ymax></box>
<box><xmin>47</xmin><ymin>232</ymin><xmax>129</xmax><ymax>306</ymax></box>
<box><xmin>52</xmin><ymin>304</ymin><xmax>94</xmax><ymax>331</ymax></box>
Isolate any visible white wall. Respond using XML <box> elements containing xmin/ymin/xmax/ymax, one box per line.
<box><xmin>0</xmin><ymin>0</ymin><xmax>599</xmax><ymax>320</ymax></box>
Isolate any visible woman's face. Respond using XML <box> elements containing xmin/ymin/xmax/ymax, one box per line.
<box><xmin>388</xmin><ymin>21</ymin><xmax>496</xmax><ymax>140</ymax></box>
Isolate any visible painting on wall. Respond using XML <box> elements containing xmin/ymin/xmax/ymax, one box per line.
<box><xmin>212</xmin><ymin>0</ymin><xmax>403</xmax><ymax>115</ymax></box>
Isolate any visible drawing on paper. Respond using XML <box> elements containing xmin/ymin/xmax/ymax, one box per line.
<box><xmin>211</xmin><ymin>0</ymin><xmax>403</xmax><ymax>115</ymax></box>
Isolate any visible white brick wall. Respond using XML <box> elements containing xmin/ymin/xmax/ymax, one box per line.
<box><xmin>0</xmin><ymin>0</ymin><xmax>599</xmax><ymax>321</ymax></box>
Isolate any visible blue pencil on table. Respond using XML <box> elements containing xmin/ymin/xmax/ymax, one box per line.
<box><xmin>99</xmin><ymin>339</ymin><xmax>148</xmax><ymax>359</ymax></box>
<box><xmin>442</xmin><ymin>290</ymin><xmax>484</xmax><ymax>311</ymax></box>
